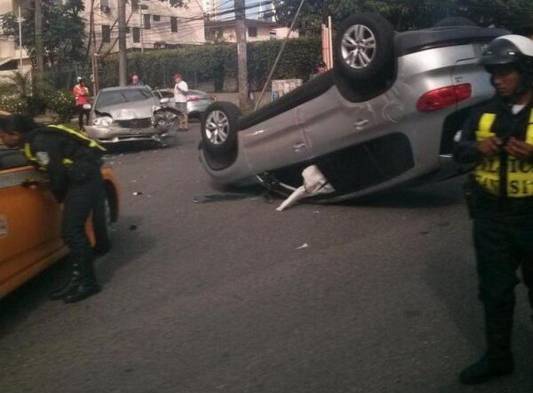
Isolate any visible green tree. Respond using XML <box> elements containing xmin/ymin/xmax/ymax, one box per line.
<box><xmin>2</xmin><ymin>0</ymin><xmax>87</xmax><ymax>68</ymax></box>
<box><xmin>273</xmin><ymin>0</ymin><xmax>533</xmax><ymax>35</ymax></box>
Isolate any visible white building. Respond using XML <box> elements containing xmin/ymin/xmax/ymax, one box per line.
<box><xmin>83</xmin><ymin>0</ymin><xmax>206</xmax><ymax>53</ymax></box>
<box><xmin>0</xmin><ymin>1</ymin><xmax>31</xmax><ymax>78</ymax></box>
<box><xmin>205</xmin><ymin>18</ymin><xmax>298</xmax><ymax>43</ymax></box>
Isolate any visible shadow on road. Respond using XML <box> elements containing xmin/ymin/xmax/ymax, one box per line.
<box><xmin>0</xmin><ymin>214</ymin><xmax>155</xmax><ymax>338</ymax></box>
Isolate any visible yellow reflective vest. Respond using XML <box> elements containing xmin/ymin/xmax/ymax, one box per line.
<box><xmin>23</xmin><ymin>124</ymin><xmax>105</xmax><ymax>170</ymax></box>
<box><xmin>474</xmin><ymin>109</ymin><xmax>533</xmax><ymax>198</ymax></box>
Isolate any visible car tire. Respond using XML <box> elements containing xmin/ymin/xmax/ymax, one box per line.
<box><xmin>201</xmin><ymin>102</ymin><xmax>241</xmax><ymax>155</ymax></box>
<box><xmin>334</xmin><ymin>13</ymin><xmax>395</xmax><ymax>82</ymax></box>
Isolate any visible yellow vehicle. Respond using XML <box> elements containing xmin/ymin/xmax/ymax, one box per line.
<box><xmin>0</xmin><ymin>146</ymin><xmax>119</xmax><ymax>298</ymax></box>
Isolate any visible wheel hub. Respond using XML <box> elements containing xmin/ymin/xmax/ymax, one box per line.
<box><xmin>341</xmin><ymin>24</ymin><xmax>376</xmax><ymax>70</ymax></box>
<box><xmin>205</xmin><ymin>110</ymin><xmax>229</xmax><ymax>145</ymax></box>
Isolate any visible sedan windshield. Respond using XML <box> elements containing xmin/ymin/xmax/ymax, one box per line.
<box><xmin>96</xmin><ymin>88</ymin><xmax>153</xmax><ymax>110</ymax></box>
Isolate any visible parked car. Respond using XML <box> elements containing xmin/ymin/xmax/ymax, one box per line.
<box><xmin>199</xmin><ymin>14</ymin><xmax>508</xmax><ymax>202</ymax></box>
<box><xmin>0</xmin><ymin>146</ymin><xmax>119</xmax><ymax>298</ymax></box>
<box><xmin>153</xmin><ymin>88</ymin><xmax>215</xmax><ymax>119</ymax></box>
<box><xmin>86</xmin><ymin>86</ymin><xmax>180</xmax><ymax>146</ymax></box>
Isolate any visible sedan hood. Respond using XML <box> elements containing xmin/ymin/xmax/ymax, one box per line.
<box><xmin>96</xmin><ymin>100</ymin><xmax>154</xmax><ymax>120</ymax></box>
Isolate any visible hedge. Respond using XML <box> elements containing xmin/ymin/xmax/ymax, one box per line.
<box><xmin>99</xmin><ymin>37</ymin><xmax>322</xmax><ymax>91</ymax></box>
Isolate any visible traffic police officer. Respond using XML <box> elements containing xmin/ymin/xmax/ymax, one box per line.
<box><xmin>0</xmin><ymin>115</ymin><xmax>110</xmax><ymax>303</ymax></box>
<box><xmin>454</xmin><ymin>35</ymin><xmax>533</xmax><ymax>384</ymax></box>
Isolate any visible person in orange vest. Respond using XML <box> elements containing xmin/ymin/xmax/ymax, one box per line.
<box><xmin>453</xmin><ymin>35</ymin><xmax>533</xmax><ymax>385</ymax></box>
<box><xmin>72</xmin><ymin>77</ymin><xmax>91</xmax><ymax>131</ymax></box>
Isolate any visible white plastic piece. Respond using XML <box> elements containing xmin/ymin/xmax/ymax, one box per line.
<box><xmin>276</xmin><ymin>165</ymin><xmax>335</xmax><ymax>211</ymax></box>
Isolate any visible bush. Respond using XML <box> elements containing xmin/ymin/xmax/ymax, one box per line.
<box><xmin>0</xmin><ymin>95</ymin><xmax>29</xmax><ymax>114</ymax></box>
<box><xmin>100</xmin><ymin>37</ymin><xmax>321</xmax><ymax>91</ymax></box>
<box><xmin>48</xmin><ymin>90</ymin><xmax>76</xmax><ymax>122</ymax></box>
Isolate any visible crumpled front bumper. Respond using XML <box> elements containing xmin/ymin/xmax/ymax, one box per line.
<box><xmin>86</xmin><ymin>125</ymin><xmax>175</xmax><ymax>144</ymax></box>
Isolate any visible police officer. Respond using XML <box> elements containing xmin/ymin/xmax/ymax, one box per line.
<box><xmin>454</xmin><ymin>35</ymin><xmax>533</xmax><ymax>384</ymax></box>
<box><xmin>0</xmin><ymin>115</ymin><xmax>110</xmax><ymax>303</ymax></box>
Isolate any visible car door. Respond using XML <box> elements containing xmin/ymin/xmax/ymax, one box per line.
<box><xmin>0</xmin><ymin>149</ymin><xmax>64</xmax><ymax>297</ymax></box>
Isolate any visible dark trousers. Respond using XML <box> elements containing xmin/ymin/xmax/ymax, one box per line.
<box><xmin>61</xmin><ymin>171</ymin><xmax>109</xmax><ymax>284</ymax></box>
<box><xmin>473</xmin><ymin>217</ymin><xmax>533</xmax><ymax>358</ymax></box>
<box><xmin>77</xmin><ymin>106</ymin><xmax>90</xmax><ymax>130</ymax></box>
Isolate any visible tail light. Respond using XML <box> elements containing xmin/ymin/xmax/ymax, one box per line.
<box><xmin>416</xmin><ymin>83</ymin><xmax>472</xmax><ymax>112</ymax></box>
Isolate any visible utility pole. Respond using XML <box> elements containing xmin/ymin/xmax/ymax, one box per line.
<box><xmin>235</xmin><ymin>0</ymin><xmax>249</xmax><ymax>110</ymax></box>
<box><xmin>34</xmin><ymin>0</ymin><xmax>44</xmax><ymax>76</ymax></box>
<box><xmin>117</xmin><ymin>0</ymin><xmax>127</xmax><ymax>86</ymax></box>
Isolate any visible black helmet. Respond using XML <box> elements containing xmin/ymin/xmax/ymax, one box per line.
<box><xmin>480</xmin><ymin>35</ymin><xmax>533</xmax><ymax>76</ymax></box>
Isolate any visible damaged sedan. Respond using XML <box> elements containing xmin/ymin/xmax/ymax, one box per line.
<box><xmin>87</xmin><ymin>86</ymin><xmax>181</xmax><ymax>147</ymax></box>
<box><xmin>199</xmin><ymin>14</ymin><xmax>508</xmax><ymax>203</ymax></box>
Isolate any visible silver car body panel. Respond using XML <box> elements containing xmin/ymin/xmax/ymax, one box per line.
<box><xmin>200</xmin><ymin>42</ymin><xmax>495</xmax><ymax>198</ymax></box>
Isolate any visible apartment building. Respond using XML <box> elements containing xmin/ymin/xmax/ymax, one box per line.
<box><xmin>205</xmin><ymin>18</ymin><xmax>298</xmax><ymax>43</ymax></box>
<box><xmin>0</xmin><ymin>0</ymin><xmax>31</xmax><ymax>77</ymax></box>
<box><xmin>84</xmin><ymin>0</ymin><xmax>206</xmax><ymax>53</ymax></box>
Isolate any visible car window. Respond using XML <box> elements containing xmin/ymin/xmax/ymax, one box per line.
<box><xmin>96</xmin><ymin>88</ymin><xmax>154</xmax><ymax>110</ymax></box>
<box><xmin>0</xmin><ymin>149</ymin><xmax>29</xmax><ymax>171</ymax></box>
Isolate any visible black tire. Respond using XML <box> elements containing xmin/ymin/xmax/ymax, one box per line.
<box><xmin>334</xmin><ymin>13</ymin><xmax>394</xmax><ymax>82</ymax></box>
<box><xmin>201</xmin><ymin>102</ymin><xmax>241</xmax><ymax>155</ymax></box>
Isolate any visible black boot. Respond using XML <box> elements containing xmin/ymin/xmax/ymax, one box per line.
<box><xmin>48</xmin><ymin>264</ymin><xmax>78</xmax><ymax>300</ymax></box>
<box><xmin>63</xmin><ymin>261</ymin><xmax>101</xmax><ymax>304</ymax></box>
<box><xmin>459</xmin><ymin>353</ymin><xmax>514</xmax><ymax>385</ymax></box>
<box><xmin>460</xmin><ymin>308</ymin><xmax>514</xmax><ymax>385</ymax></box>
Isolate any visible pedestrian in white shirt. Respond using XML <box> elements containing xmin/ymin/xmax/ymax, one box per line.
<box><xmin>173</xmin><ymin>73</ymin><xmax>189</xmax><ymax>130</ymax></box>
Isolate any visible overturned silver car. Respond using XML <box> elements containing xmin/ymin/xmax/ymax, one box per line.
<box><xmin>86</xmin><ymin>86</ymin><xmax>181</xmax><ymax>146</ymax></box>
<box><xmin>199</xmin><ymin>14</ymin><xmax>508</xmax><ymax>202</ymax></box>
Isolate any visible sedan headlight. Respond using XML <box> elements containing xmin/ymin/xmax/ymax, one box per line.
<box><xmin>93</xmin><ymin>116</ymin><xmax>113</xmax><ymax>127</ymax></box>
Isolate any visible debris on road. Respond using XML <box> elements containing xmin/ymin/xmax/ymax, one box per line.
<box><xmin>276</xmin><ymin>165</ymin><xmax>334</xmax><ymax>211</ymax></box>
<box><xmin>132</xmin><ymin>191</ymin><xmax>143</xmax><ymax>196</ymax></box>
<box><xmin>296</xmin><ymin>243</ymin><xmax>309</xmax><ymax>250</ymax></box>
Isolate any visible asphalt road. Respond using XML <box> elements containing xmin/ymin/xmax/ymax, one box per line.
<box><xmin>1</xmin><ymin>124</ymin><xmax>532</xmax><ymax>393</ymax></box>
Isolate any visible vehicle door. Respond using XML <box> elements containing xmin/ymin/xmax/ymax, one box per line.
<box><xmin>241</xmin><ymin>105</ymin><xmax>311</xmax><ymax>174</ymax></box>
<box><xmin>0</xmin><ymin>149</ymin><xmax>63</xmax><ymax>296</ymax></box>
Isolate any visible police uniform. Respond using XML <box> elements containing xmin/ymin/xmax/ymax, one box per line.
<box><xmin>24</xmin><ymin>124</ymin><xmax>109</xmax><ymax>303</ymax></box>
<box><xmin>454</xmin><ymin>98</ymin><xmax>533</xmax><ymax>382</ymax></box>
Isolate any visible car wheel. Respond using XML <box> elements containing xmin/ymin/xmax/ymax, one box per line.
<box><xmin>201</xmin><ymin>102</ymin><xmax>241</xmax><ymax>155</ymax></box>
<box><xmin>334</xmin><ymin>13</ymin><xmax>394</xmax><ymax>81</ymax></box>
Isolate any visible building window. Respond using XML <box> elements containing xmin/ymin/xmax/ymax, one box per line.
<box><xmin>171</xmin><ymin>17</ymin><xmax>178</xmax><ymax>32</ymax></box>
<box><xmin>126</xmin><ymin>26</ymin><xmax>130</xmax><ymax>34</ymax></box>
<box><xmin>248</xmin><ymin>27</ymin><xmax>257</xmax><ymax>38</ymax></box>
<box><xmin>133</xmin><ymin>27</ymin><xmax>140</xmax><ymax>43</ymax></box>
<box><xmin>102</xmin><ymin>25</ymin><xmax>111</xmax><ymax>43</ymax></box>
<box><xmin>144</xmin><ymin>14</ymin><xmax>151</xmax><ymax>29</ymax></box>
<box><xmin>269</xmin><ymin>30</ymin><xmax>276</xmax><ymax>39</ymax></box>
<box><xmin>131</xmin><ymin>0</ymin><xmax>138</xmax><ymax>11</ymax></box>
<box><xmin>153</xmin><ymin>15</ymin><xmax>160</xmax><ymax>21</ymax></box>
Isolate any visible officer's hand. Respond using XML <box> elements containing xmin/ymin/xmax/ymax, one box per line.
<box><xmin>477</xmin><ymin>137</ymin><xmax>502</xmax><ymax>156</ymax></box>
<box><xmin>504</xmin><ymin>137</ymin><xmax>533</xmax><ymax>160</ymax></box>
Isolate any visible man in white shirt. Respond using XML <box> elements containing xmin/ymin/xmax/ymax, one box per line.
<box><xmin>173</xmin><ymin>73</ymin><xmax>189</xmax><ymax>130</ymax></box>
